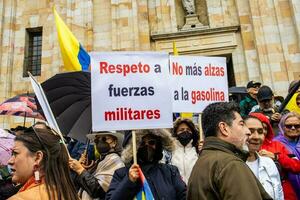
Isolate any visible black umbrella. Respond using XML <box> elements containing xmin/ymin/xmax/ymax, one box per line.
<box><xmin>36</xmin><ymin>71</ymin><xmax>91</xmax><ymax>142</ymax></box>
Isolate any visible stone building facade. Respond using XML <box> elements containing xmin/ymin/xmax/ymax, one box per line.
<box><xmin>0</xmin><ymin>0</ymin><xmax>300</xmax><ymax>127</ymax></box>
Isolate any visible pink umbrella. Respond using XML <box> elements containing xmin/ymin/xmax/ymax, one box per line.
<box><xmin>0</xmin><ymin>93</ymin><xmax>44</xmax><ymax>123</ymax></box>
<box><xmin>0</xmin><ymin>129</ymin><xmax>15</xmax><ymax>165</ymax></box>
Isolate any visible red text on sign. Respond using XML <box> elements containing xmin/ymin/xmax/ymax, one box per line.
<box><xmin>99</xmin><ymin>62</ymin><xmax>150</xmax><ymax>77</ymax></box>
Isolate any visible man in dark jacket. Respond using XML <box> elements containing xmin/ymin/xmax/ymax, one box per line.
<box><xmin>187</xmin><ymin>102</ymin><xmax>272</xmax><ymax>200</ymax></box>
<box><xmin>106</xmin><ymin>129</ymin><xmax>186</xmax><ymax>200</ymax></box>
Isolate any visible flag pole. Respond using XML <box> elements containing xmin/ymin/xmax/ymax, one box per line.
<box><xmin>28</xmin><ymin>72</ymin><xmax>71</xmax><ymax>158</ymax></box>
<box><xmin>198</xmin><ymin>113</ymin><xmax>203</xmax><ymax>142</ymax></box>
<box><xmin>132</xmin><ymin>130</ymin><xmax>137</xmax><ymax>165</ymax></box>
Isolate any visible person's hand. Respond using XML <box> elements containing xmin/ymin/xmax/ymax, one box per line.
<box><xmin>129</xmin><ymin>164</ymin><xmax>140</xmax><ymax>183</ymax></box>
<box><xmin>198</xmin><ymin>140</ymin><xmax>204</xmax><ymax>152</ymax></box>
<box><xmin>78</xmin><ymin>151</ymin><xmax>87</xmax><ymax>164</ymax></box>
<box><xmin>259</xmin><ymin>149</ymin><xmax>275</xmax><ymax>160</ymax></box>
<box><xmin>271</xmin><ymin>112</ymin><xmax>281</xmax><ymax>122</ymax></box>
<box><xmin>69</xmin><ymin>158</ymin><xmax>85</xmax><ymax>175</ymax></box>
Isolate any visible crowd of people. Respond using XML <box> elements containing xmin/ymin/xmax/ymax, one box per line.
<box><xmin>0</xmin><ymin>80</ymin><xmax>300</xmax><ymax>200</ymax></box>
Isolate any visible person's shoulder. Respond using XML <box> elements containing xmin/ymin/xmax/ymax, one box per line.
<box><xmin>158</xmin><ymin>163</ymin><xmax>180</xmax><ymax>174</ymax></box>
<box><xmin>239</xmin><ymin>98</ymin><xmax>247</xmax><ymax>106</ymax></box>
<box><xmin>199</xmin><ymin>149</ymin><xmax>245</xmax><ymax>171</ymax></box>
<box><xmin>259</xmin><ymin>155</ymin><xmax>275</xmax><ymax>165</ymax></box>
<box><xmin>106</xmin><ymin>153</ymin><xmax>123</xmax><ymax>161</ymax></box>
<box><xmin>8</xmin><ymin>184</ymin><xmax>48</xmax><ymax>200</ymax></box>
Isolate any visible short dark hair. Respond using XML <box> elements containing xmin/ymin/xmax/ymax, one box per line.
<box><xmin>202</xmin><ymin>102</ymin><xmax>240</xmax><ymax>137</ymax></box>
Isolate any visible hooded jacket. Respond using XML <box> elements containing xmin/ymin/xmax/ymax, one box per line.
<box><xmin>187</xmin><ymin>137</ymin><xmax>272</xmax><ymax>200</ymax></box>
<box><xmin>274</xmin><ymin>113</ymin><xmax>300</xmax><ymax>200</ymax></box>
<box><xmin>106</xmin><ymin>129</ymin><xmax>186</xmax><ymax>200</ymax></box>
<box><xmin>250</xmin><ymin>112</ymin><xmax>300</xmax><ymax>200</ymax></box>
<box><xmin>170</xmin><ymin>118</ymin><xmax>199</xmax><ymax>183</ymax></box>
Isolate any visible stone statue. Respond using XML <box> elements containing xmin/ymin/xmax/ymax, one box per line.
<box><xmin>182</xmin><ymin>0</ymin><xmax>196</xmax><ymax>15</ymax></box>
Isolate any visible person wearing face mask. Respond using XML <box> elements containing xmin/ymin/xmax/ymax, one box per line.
<box><xmin>106</xmin><ymin>129</ymin><xmax>186</xmax><ymax>200</ymax></box>
<box><xmin>168</xmin><ymin>118</ymin><xmax>199</xmax><ymax>183</ymax></box>
<box><xmin>69</xmin><ymin>131</ymin><xmax>124</xmax><ymax>200</ymax></box>
<box><xmin>244</xmin><ymin>115</ymin><xmax>284</xmax><ymax>200</ymax></box>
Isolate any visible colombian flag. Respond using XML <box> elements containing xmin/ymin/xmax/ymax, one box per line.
<box><xmin>53</xmin><ymin>7</ymin><xmax>90</xmax><ymax>71</ymax></box>
<box><xmin>286</xmin><ymin>92</ymin><xmax>300</xmax><ymax>114</ymax></box>
<box><xmin>135</xmin><ymin>167</ymin><xmax>154</xmax><ymax>200</ymax></box>
<box><xmin>173</xmin><ymin>42</ymin><xmax>193</xmax><ymax>119</ymax></box>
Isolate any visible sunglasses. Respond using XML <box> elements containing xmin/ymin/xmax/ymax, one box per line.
<box><xmin>140</xmin><ymin>139</ymin><xmax>157</xmax><ymax>147</ymax></box>
<box><xmin>94</xmin><ymin>136</ymin><xmax>114</xmax><ymax>144</ymax></box>
<box><xmin>285</xmin><ymin>124</ymin><xmax>300</xmax><ymax>129</ymax></box>
<box><xmin>252</xmin><ymin>85</ymin><xmax>260</xmax><ymax>89</ymax></box>
<box><xmin>249</xmin><ymin>128</ymin><xmax>264</xmax><ymax>134</ymax></box>
<box><xmin>24</xmin><ymin>126</ymin><xmax>47</xmax><ymax>150</ymax></box>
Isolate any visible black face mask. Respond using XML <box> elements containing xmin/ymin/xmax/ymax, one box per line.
<box><xmin>177</xmin><ymin>131</ymin><xmax>193</xmax><ymax>146</ymax></box>
<box><xmin>96</xmin><ymin>140</ymin><xmax>111</xmax><ymax>154</ymax></box>
<box><xmin>137</xmin><ymin>145</ymin><xmax>156</xmax><ymax>164</ymax></box>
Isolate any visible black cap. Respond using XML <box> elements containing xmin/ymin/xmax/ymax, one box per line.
<box><xmin>257</xmin><ymin>86</ymin><xmax>273</xmax><ymax>101</ymax></box>
<box><xmin>247</xmin><ymin>81</ymin><xmax>261</xmax><ymax>89</ymax></box>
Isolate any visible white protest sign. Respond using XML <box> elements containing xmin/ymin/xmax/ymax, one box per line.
<box><xmin>28</xmin><ymin>73</ymin><xmax>61</xmax><ymax>133</ymax></box>
<box><xmin>170</xmin><ymin>55</ymin><xmax>228</xmax><ymax>112</ymax></box>
<box><xmin>91</xmin><ymin>52</ymin><xmax>172</xmax><ymax>131</ymax></box>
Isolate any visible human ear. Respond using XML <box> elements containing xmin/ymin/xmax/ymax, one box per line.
<box><xmin>218</xmin><ymin>122</ymin><xmax>229</xmax><ymax>136</ymax></box>
<box><xmin>35</xmin><ymin>151</ymin><xmax>44</xmax><ymax>166</ymax></box>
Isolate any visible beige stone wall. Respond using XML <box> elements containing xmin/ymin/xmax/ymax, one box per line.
<box><xmin>235</xmin><ymin>0</ymin><xmax>300</xmax><ymax>95</ymax></box>
<box><xmin>1</xmin><ymin>0</ymin><xmax>300</xmax><ymax>128</ymax></box>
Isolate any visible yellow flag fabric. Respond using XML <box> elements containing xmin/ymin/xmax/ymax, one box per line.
<box><xmin>173</xmin><ymin>42</ymin><xmax>193</xmax><ymax>119</ymax></box>
<box><xmin>53</xmin><ymin>7</ymin><xmax>90</xmax><ymax>71</ymax></box>
<box><xmin>180</xmin><ymin>112</ymin><xmax>194</xmax><ymax>119</ymax></box>
<box><xmin>173</xmin><ymin>41</ymin><xmax>179</xmax><ymax>56</ymax></box>
<box><xmin>286</xmin><ymin>92</ymin><xmax>300</xmax><ymax>114</ymax></box>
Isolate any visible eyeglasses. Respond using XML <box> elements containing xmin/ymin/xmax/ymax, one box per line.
<box><xmin>285</xmin><ymin>124</ymin><xmax>300</xmax><ymax>129</ymax></box>
<box><xmin>94</xmin><ymin>135</ymin><xmax>114</xmax><ymax>144</ymax></box>
<box><xmin>140</xmin><ymin>139</ymin><xmax>157</xmax><ymax>147</ymax></box>
<box><xmin>259</xmin><ymin>99</ymin><xmax>272</xmax><ymax>103</ymax></box>
<box><xmin>33</xmin><ymin>122</ymin><xmax>59</xmax><ymax>136</ymax></box>
<box><xmin>249</xmin><ymin>128</ymin><xmax>264</xmax><ymax>134</ymax></box>
<box><xmin>252</xmin><ymin>85</ymin><xmax>260</xmax><ymax>89</ymax></box>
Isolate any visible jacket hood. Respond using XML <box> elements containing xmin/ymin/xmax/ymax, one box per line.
<box><xmin>121</xmin><ymin>129</ymin><xmax>175</xmax><ymax>164</ymax></box>
<box><xmin>249</xmin><ymin>112</ymin><xmax>274</xmax><ymax>145</ymax></box>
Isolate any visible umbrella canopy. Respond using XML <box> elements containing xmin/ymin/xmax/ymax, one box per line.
<box><xmin>0</xmin><ymin>93</ymin><xmax>44</xmax><ymax>119</ymax></box>
<box><xmin>0</xmin><ymin>129</ymin><xmax>15</xmax><ymax>165</ymax></box>
<box><xmin>37</xmin><ymin>71</ymin><xmax>91</xmax><ymax>142</ymax></box>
